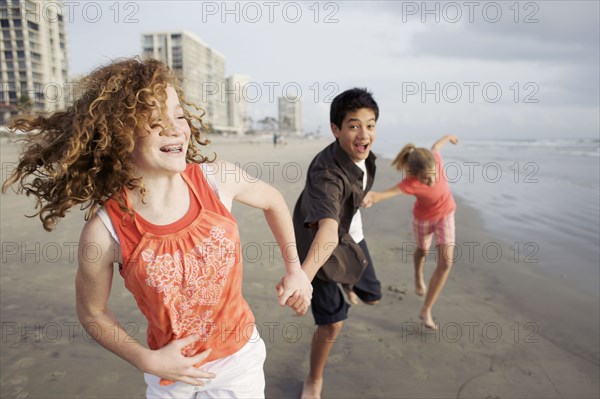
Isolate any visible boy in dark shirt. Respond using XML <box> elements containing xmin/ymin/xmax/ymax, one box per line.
<box><xmin>293</xmin><ymin>88</ymin><xmax>382</xmax><ymax>398</ymax></box>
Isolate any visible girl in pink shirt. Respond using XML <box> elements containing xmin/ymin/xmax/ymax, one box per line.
<box><xmin>364</xmin><ymin>134</ymin><xmax>459</xmax><ymax>330</ymax></box>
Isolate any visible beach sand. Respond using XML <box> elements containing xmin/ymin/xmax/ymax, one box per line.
<box><xmin>1</xmin><ymin>136</ymin><xmax>598</xmax><ymax>398</ymax></box>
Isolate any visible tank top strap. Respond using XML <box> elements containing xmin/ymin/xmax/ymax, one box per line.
<box><xmin>181</xmin><ymin>166</ymin><xmax>205</xmax><ymax>210</ymax></box>
<box><xmin>123</xmin><ymin>190</ymin><xmax>148</xmax><ymax>236</ymax></box>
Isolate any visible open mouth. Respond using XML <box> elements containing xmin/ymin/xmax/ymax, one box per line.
<box><xmin>354</xmin><ymin>143</ymin><xmax>369</xmax><ymax>152</ymax></box>
<box><xmin>160</xmin><ymin>145</ymin><xmax>184</xmax><ymax>153</ymax></box>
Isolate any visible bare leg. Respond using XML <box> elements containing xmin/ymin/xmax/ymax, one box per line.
<box><xmin>420</xmin><ymin>244</ymin><xmax>454</xmax><ymax>330</ymax></box>
<box><xmin>413</xmin><ymin>248</ymin><xmax>427</xmax><ymax>296</ymax></box>
<box><xmin>301</xmin><ymin>321</ymin><xmax>344</xmax><ymax>399</ymax></box>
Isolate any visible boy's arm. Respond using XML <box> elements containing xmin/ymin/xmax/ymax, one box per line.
<box><xmin>215</xmin><ymin>161</ymin><xmax>312</xmax><ymax>315</ymax></box>
<box><xmin>301</xmin><ymin>218</ymin><xmax>340</xmax><ymax>282</ymax></box>
<box><xmin>431</xmin><ymin>134</ymin><xmax>459</xmax><ymax>151</ymax></box>
<box><xmin>363</xmin><ymin>186</ymin><xmax>404</xmax><ymax>208</ymax></box>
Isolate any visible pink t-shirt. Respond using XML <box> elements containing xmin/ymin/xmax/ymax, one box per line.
<box><xmin>398</xmin><ymin>150</ymin><xmax>456</xmax><ymax>221</ymax></box>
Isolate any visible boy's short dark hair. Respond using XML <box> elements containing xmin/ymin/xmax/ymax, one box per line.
<box><xmin>330</xmin><ymin>88</ymin><xmax>379</xmax><ymax>129</ymax></box>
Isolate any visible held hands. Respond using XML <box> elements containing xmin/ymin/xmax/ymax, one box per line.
<box><xmin>276</xmin><ymin>268</ymin><xmax>313</xmax><ymax>316</ymax></box>
<box><xmin>141</xmin><ymin>335</ymin><xmax>216</xmax><ymax>386</ymax></box>
<box><xmin>362</xmin><ymin>191</ymin><xmax>377</xmax><ymax>208</ymax></box>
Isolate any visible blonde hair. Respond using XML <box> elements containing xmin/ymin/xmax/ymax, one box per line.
<box><xmin>2</xmin><ymin>57</ymin><xmax>212</xmax><ymax>231</ymax></box>
<box><xmin>391</xmin><ymin>144</ymin><xmax>437</xmax><ymax>186</ymax></box>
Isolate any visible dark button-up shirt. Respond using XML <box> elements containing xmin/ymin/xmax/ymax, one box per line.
<box><xmin>293</xmin><ymin>140</ymin><xmax>377</xmax><ymax>284</ymax></box>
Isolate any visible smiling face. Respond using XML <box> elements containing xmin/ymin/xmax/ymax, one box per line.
<box><xmin>331</xmin><ymin>108</ymin><xmax>377</xmax><ymax>163</ymax></box>
<box><xmin>131</xmin><ymin>86</ymin><xmax>191</xmax><ymax>177</ymax></box>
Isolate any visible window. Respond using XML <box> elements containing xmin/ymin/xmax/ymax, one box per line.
<box><xmin>27</xmin><ymin>20</ymin><xmax>38</xmax><ymax>31</ymax></box>
<box><xmin>142</xmin><ymin>35</ymin><xmax>153</xmax><ymax>47</ymax></box>
<box><xmin>0</xmin><ymin>19</ymin><xmax>9</xmax><ymax>28</ymax></box>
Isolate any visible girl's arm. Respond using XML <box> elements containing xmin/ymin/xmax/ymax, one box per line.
<box><xmin>431</xmin><ymin>134</ymin><xmax>459</xmax><ymax>151</ymax></box>
<box><xmin>214</xmin><ymin>161</ymin><xmax>312</xmax><ymax>315</ymax></box>
<box><xmin>76</xmin><ymin>216</ymin><xmax>215</xmax><ymax>386</ymax></box>
<box><xmin>362</xmin><ymin>186</ymin><xmax>404</xmax><ymax>208</ymax></box>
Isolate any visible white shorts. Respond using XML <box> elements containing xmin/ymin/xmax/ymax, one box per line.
<box><xmin>145</xmin><ymin>327</ymin><xmax>266</xmax><ymax>399</ymax></box>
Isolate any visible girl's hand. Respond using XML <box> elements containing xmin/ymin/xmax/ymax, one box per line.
<box><xmin>141</xmin><ymin>335</ymin><xmax>216</xmax><ymax>386</ymax></box>
<box><xmin>447</xmin><ymin>135</ymin><xmax>459</xmax><ymax>145</ymax></box>
<box><xmin>362</xmin><ymin>192</ymin><xmax>376</xmax><ymax>208</ymax></box>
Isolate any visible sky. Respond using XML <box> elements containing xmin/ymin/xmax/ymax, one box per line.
<box><xmin>62</xmin><ymin>0</ymin><xmax>599</xmax><ymax>141</ymax></box>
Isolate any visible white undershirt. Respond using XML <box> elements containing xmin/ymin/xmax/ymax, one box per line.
<box><xmin>348</xmin><ymin>160</ymin><xmax>367</xmax><ymax>243</ymax></box>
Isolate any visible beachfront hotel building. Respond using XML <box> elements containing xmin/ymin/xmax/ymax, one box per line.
<box><xmin>226</xmin><ymin>74</ymin><xmax>249</xmax><ymax>135</ymax></box>
<box><xmin>278</xmin><ymin>96</ymin><xmax>303</xmax><ymax>136</ymax></box>
<box><xmin>0</xmin><ymin>0</ymin><xmax>69</xmax><ymax>124</ymax></box>
<box><xmin>142</xmin><ymin>31</ymin><xmax>247</xmax><ymax>135</ymax></box>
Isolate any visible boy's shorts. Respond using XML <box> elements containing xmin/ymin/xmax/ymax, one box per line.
<box><xmin>311</xmin><ymin>240</ymin><xmax>382</xmax><ymax>326</ymax></box>
<box><xmin>145</xmin><ymin>326</ymin><xmax>266</xmax><ymax>399</ymax></box>
<box><xmin>413</xmin><ymin>211</ymin><xmax>455</xmax><ymax>250</ymax></box>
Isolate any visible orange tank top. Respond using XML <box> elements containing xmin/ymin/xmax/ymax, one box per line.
<box><xmin>105</xmin><ymin>163</ymin><xmax>254</xmax><ymax>385</ymax></box>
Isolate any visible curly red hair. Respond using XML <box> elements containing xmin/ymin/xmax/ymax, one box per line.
<box><xmin>2</xmin><ymin>57</ymin><xmax>212</xmax><ymax>231</ymax></box>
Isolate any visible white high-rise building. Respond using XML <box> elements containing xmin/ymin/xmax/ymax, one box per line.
<box><xmin>226</xmin><ymin>74</ymin><xmax>249</xmax><ymax>136</ymax></box>
<box><xmin>278</xmin><ymin>96</ymin><xmax>303</xmax><ymax>136</ymax></box>
<box><xmin>0</xmin><ymin>0</ymin><xmax>69</xmax><ymax>124</ymax></box>
<box><xmin>141</xmin><ymin>31</ymin><xmax>229</xmax><ymax>132</ymax></box>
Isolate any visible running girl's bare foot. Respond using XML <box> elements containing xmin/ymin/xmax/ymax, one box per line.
<box><xmin>342</xmin><ymin>285</ymin><xmax>359</xmax><ymax>305</ymax></box>
<box><xmin>415</xmin><ymin>275</ymin><xmax>427</xmax><ymax>296</ymax></box>
<box><xmin>301</xmin><ymin>378</ymin><xmax>323</xmax><ymax>399</ymax></box>
<box><xmin>419</xmin><ymin>310</ymin><xmax>438</xmax><ymax>331</ymax></box>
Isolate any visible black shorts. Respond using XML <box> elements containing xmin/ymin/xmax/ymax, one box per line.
<box><xmin>311</xmin><ymin>240</ymin><xmax>382</xmax><ymax>325</ymax></box>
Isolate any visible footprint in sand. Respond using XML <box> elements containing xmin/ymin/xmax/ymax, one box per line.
<box><xmin>46</xmin><ymin>371</ymin><xmax>66</xmax><ymax>381</ymax></box>
<box><xmin>97</xmin><ymin>372</ymin><xmax>120</xmax><ymax>385</ymax></box>
<box><xmin>15</xmin><ymin>390</ymin><xmax>30</xmax><ymax>399</ymax></box>
<box><xmin>2</xmin><ymin>373</ymin><xmax>29</xmax><ymax>386</ymax></box>
<box><xmin>14</xmin><ymin>357</ymin><xmax>34</xmax><ymax>369</ymax></box>
<box><xmin>327</xmin><ymin>353</ymin><xmax>344</xmax><ymax>364</ymax></box>
<box><xmin>409</xmin><ymin>360</ymin><xmax>430</xmax><ymax>380</ymax></box>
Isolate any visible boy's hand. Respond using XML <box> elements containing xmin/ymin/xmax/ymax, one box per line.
<box><xmin>285</xmin><ymin>290</ymin><xmax>310</xmax><ymax>315</ymax></box>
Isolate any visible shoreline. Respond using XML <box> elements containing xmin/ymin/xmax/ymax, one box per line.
<box><xmin>371</xmin><ymin>151</ymin><xmax>599</xmax><ymax>365</ymax></box>
<box><xmin>1</xmin><ymin>138</ymin><xmax>598</xmax><ymax>398</ymax></box>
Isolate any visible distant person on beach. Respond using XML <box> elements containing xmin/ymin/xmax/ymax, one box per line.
<box><xmin>293</xmin><ymin>88</ymin><xmax>382</xmax><ymax>399</ymax></box>
<box><xmin>2</xmin><ymin>57</ymin><xmax>312</xmax><ymax>398</ymax></box>
<box><xmin>363</xmin><ymin>134</ymin><xmax>459</xmax><ymax>330</ymax></box>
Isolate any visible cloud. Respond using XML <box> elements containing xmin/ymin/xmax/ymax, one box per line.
<box><xmin>407</xmin><ymin>1</ymin><xmax>599</xmax><ymax>63</ymax></box>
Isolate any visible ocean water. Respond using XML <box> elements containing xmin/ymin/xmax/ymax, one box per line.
<box><xmin>373</xmin><ymin>137</ymin><xmax>600</xmax><ymax>295</ymax></box>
